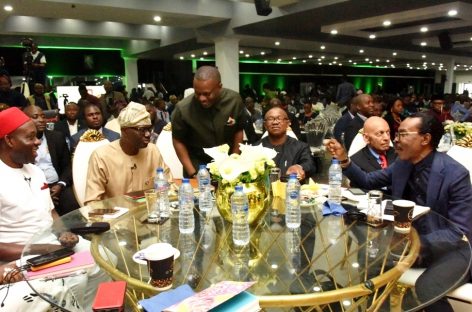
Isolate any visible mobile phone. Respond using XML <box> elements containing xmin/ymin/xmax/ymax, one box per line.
<box><xmin>349</xmin><ymin>188</ymin><xmax>366</xmax><ymax>196</ymax></box>
<box><xmin>384</xmin><ymin>200</ymin><xmax>394</xmax><ymax>215</ymax></box>
<box><xmin>27</xmin><ymin>248</ymin><xmax>75</xmax><ymax>267</ymax></box>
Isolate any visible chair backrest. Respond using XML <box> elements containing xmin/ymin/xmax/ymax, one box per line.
<box><xmin>447</xmin><ymin>145</ymin><xmax>472</xmax><ymax>183</ymax></box>
<box><xmin>72</xmin><ymin>139</ymin><xmax>110</xmax><ymax>206</ymax></box>
<box><xmin>156</xmin><ymin>130</ymin><xmax>183</xmax><ymax>179</ymax></box>
<box><xmin>348</xmin><ymin>132</ymin><xmax>394</xmax><ymax>157</ymax></box>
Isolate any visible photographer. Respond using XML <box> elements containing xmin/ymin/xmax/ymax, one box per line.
<box><xmin>23</xmin><ymin>40</ymin><xmax>47</xmax><ymax>87</ymax></box>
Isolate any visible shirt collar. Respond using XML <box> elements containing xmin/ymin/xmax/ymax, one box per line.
<box><xmin>357</xmin><ymin>113</ymin><xmax>368</xmax><ymax>121</ymax></box>
<box><xmin>414</xmin><ymin>151</ymin><xmax>435</xmax><ymax>171</ymax></box>
<box><xmin>367</xmin><ymin>146</ymin><xmax>381</xmax><ymax>161</ymax></box>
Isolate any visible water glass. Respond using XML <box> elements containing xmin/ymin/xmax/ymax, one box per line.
<box><xmin>144</xmin><ymin>189</ymin><xmax>159</xmax><ymax>223</ymax></box>
<box><xmin>366</xmin><ymin>190</ymin><xmax>383</xmax><ymax>227</ymax></box>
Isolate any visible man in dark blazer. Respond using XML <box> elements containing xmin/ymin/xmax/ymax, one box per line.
<box><xmin>54</xmin><ymin>102</ymin><xmax>86</xmax><ymax>150</ymax></box>
<box><xmin>70</xmin><ymin>102</ymin><xmax>120</xmax><ymax>152</ymax></box>
<box><xmin>326</xmin><ymin>112</ymin><xmax>472</xmax><ymax>312</ymax></box>
<box><xmin>23</xmin><ymin>105</ymin><xmax>80</xmax><ymax>215</ymax></box>
<box><xmin>343</xmin><ymin>94</ymin><xmax>374</xmax><ymax>151</ymax></box>
<box><xmin>333</xmin><ymin>99</ymin><xmax>357</xmax><ymax>144</ymax></box>
<box><xmin>351</xmin><ymin>116</ymin><xmax>396</xmax><ymax>179</ymax></box>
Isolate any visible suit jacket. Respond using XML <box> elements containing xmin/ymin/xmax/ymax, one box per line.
<box><xmin>43</xmin><ymin>130</ymin><xmax>73</xmax><ymax>186</ymax></box>
<box><xmin>54</xmin><ymin>119</ymin><xmax>86</xmax><ymax>142</ymax></box>
<box><xmin>333</xmin><ymin>111</ymin><xmax>354</xmax><ymax>143</ymax></box>
<box><xmin>70</xmin><ymin>127</ymin><xmax>120</xmax><ymax>152</ymax></box>
<box><xmin>351</xmin><ymin>146</ymin><xmax>396</xmax><ymax>173</ymax></box>
<box><xmin>343</xmin><ymin>114</ymin><xmax>365</xmax><ymax>152</ymax></box>
<box><xmin>344</xmin><ymin>152</ymin><xmax>472</xmax><ymax>247</ymax></box>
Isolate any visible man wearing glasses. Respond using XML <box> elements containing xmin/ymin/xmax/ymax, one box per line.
<box><xmin>257</xmin><ymin>107</ymin><xmax>315</xmax><ymax>181</ymax></box>
<box><xmin>85</xmin><ymin>102</ymin><xmax>171</xmax><ymax>204</ymax></box>
<box><xmin>326</xmin><ymin>112</ymin><xmax>472</xmax><ymax>312</ymax></box>
<box><xmin>172</xmin><ymin>66</ymin><xmax>246</xmax><ymax>178</ymax></box>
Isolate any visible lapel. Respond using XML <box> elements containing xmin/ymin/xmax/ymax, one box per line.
<box><xmin>362</xmin><ymin>147</ymin><xmax>381</xmax><ymax>171</ymax></box>
<box><xmin>392</xmin><ymin>160</ymin><xmax>413</xmax><ymax>198</ymax></box>
<box><xmin>426</xmin><ymin>153</ymin><xmax>445</xmax><ymax>206</ymax></box>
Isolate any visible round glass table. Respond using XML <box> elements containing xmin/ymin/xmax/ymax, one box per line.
<box><xmin>21</xmin><ymin>193</ymin><xmax>470</xmax><ymax>312</ymax></box>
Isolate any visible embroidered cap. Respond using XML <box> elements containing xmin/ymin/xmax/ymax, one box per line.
<box><xmin>118</xmin><ymin>102</ymin><xmax>151</xmax><ymax>128</ymax></box>
<box><xmin>0</xmin><ymin>107</ymin><xmax>31</xmax><ymax>139</ymax></box>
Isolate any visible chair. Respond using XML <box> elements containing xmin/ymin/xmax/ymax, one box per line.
<box><xmin>156</xmin><ymin>127</ymin><xmax>183</xmax><ymax>179</ymax></box>
<box><xmin>73</xmin><ymin>138</ymin><xmax>110</xmax><ymax>206</ymax></box>
<box><xmin>348</xmin><ymin>131</ymin><xmax>394</xmax><ymax>157</ymax></box>
<box><xmin>447</xmin><ymin>145</ymin><xmax>472</xmax><ymax>183</ymax></box>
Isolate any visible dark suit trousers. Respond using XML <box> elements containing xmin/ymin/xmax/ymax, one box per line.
<box><xmin>415</xmin><ymin>241</ymin><xmax>471</xmax><ymax>312</ymax></box>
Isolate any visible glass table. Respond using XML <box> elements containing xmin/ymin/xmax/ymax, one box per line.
<box><xmin>21</xmin><ymin>193</ymin><xmax>470</xmax><ymax>311</ymax></box>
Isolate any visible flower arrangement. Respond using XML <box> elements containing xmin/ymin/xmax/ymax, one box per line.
<box><xmin>204</xmin><ymin>143</ymin><xmax>277</xmax><ymax>186</ymax></box>
<box><xmin>312</xmin><ymin>102</ymin><xmax>324</xmax><ymax>113</ymax></box>
<box><xmin>444</xmin><ymin>121</ymin><xmax>472</xmax><ymax>140</ymax></box>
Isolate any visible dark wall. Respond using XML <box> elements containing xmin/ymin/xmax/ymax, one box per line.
<box><xmin>0</xmin><ymin>47</ymin><xmax>124</xmax><ymax>76</ymax></box>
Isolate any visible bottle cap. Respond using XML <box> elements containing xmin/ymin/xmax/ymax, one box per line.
<box><xmin>331</xmin><ymin>159</ymin><xmax>340</xmax><ymax>164</ymax></box>
<box><xmin>199</xmin><ymin>164</ymin><xmax>207</xmax><ymax>170</ymax></box>
<box><xmin>235</xmin><ymin>185</ymin><xmax>243</xmax><ymax>191</ymax></box>
<box><xmin>182</xmin><ymin>178</ymin><xmax>189</xmax><ymax>183</ymax></box>
<box><xmin>157</xmin><ymin>167</ymin><xmax>164</xmax><ymax>172</ymax></box>
<box><xmin>289</xmin><ymin>173</ymin><xmax>297</xmax><ymax>179</ymax></box>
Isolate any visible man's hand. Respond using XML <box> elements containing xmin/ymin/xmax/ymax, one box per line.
<box><xmin>286</xmin><ymin>164</ymin><xmax>305</xmax><ymax>181</ymax></box>
<box><xmin>50</xmin><ymin>184</ymin><xmax>63</xmax><ymax>205</ymax></box>
<box><xmin>58</xmin><ymin>232</ymin><xmax>79</xmax><ymax>249</ymax></box>
<box><xmin>324</xmin><ymin>139</ymin><xmax>348</xmax><ymax>161</ymax></box>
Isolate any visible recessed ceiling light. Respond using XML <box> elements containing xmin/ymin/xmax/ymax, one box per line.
<box><xmin>420</xmin><ymin>42</ymin><xmax>427</xmax><ymax>46</ymax></box>
<box><xmin>470</xmin><ymin>37</ymin><xmax>472</xmax><ymax>41</ymax></box>
<box><xmin>190</xmin><ymin>54</ymin><xmax>195</xmax><ymax>58</ymax></box>
<box><xmin>369</xmin><ymin>61</ymin><xmax>373</xmax><ymax>63</ymax></box>
<box><xmin>318</xmin><ymin>62</ymin><xmax>322</xmax><ymax>65</ymax></box>
<box><xmin>328</xmin><ymin>63</ymin><xmax>332</xmax><ymax>65</ymax></box>
<box><xmin>432</xmin><ymin>62</ymin><xmax>435</xmax><ymax>65</ymax></box>
<box><xmin>320</xmin><ymin>45</ymin><xmax>326</xmax><ymax>50</ymax></box>
<box><xmin>330</xmin><ymin>29</ymin><xmax>338</xmax><ymax>35</ymax></box>
<box><xmin>292</xmin><ymin>56</ymin><xmax>297</xmax><ymax>60</ymax></box>
<box><xmin>383</xmin><ymin>20</ymin><xmax>391</xmax><ymax>26</ymax></box>
<box><xmin>375</xmin><ymin>59</ymin><xmax>379</xmax><ymax>62</ymax></box>
<box><xmin>275</xmin><ymin>41</ymin><xmax>280</xmax><ymax>46</ymax></box>
<box><xmin>392</xmin><ymin>52</ymin><xmax>397</xmax><ymax>56</ymax></box>
<box><xmin>302</xmin><ymin>60</ymin><xmax>306</xmax><ymax>63</ymax></box>
<box><xmin>179</xmin><ymin>56</ymin><xmax>184</xmax><ymax>60</ymax></box>
<box><xmin>386</xmin><ymin>59</ymin><xmax>390</xmax><ymax>62</ymax></box>
<box><xmin>333</xmin><ymin>61</ymin><xmax>337</xmax><ymax>64</ymax></box>
<box><xmin>369</xmin><ymin>34</ymin><xmax>376</xmax><ymax>39</ymax></box>
<box><xmin>321</xmin><ymin>56</ymin><xmax>325</xmax><ymax>59</ymax></box>
<box><xmin>334</xmin><ymin>56</ymin><xmax>338</xmax><ymax>60</ymax></box>
<box><xmin>245</xmin><ymin>54</ymin><xmax>250</xmax><ymax>57</ymax></box>
<box><xmin>308</xmin><ymin>55</ymin><xmax>313</xmax><ymax>58</ymax></box>
<box><xmin>420</xmin><ymin>27</ymin><xmax>428</xmax><ymax>32</ymax></box>
<box><xmin>348</xmin><ymin>60</ymin><xmax>352</xmax><ymax>63</ymax></box>
<box><xmin>264</xmin><ymin>60</ymin><xmax>268</xmax><ymax>63</ymax></box>
<box><xmin>200</xmin><ymin>57</ymin><xmax>204</xmax><ymax>60</ymax></box>
<box><xmin>203</xmin><ymin>51</ymin><xmax>208</xmax><ymax>55</ymax></box>
<box><xmin>339</xmin><ymin>63</ymin><xmax>342</xmax><ymax>66</ymax></box>
<box><xmin>448</xmin><ymin>9</ymin><xmax>458</xmax><ymax>16</ymax></box>
<box><xmin>422</xmin><ymin>54</ymin><xmax>426</xmax><ymax>58</ymax></box>
<box><xmin>153</xmin><ymin>15</ymin><xmax>162</xmax><ymax>22</ymax></box>
<box><xmin>277</xmin><ymin>58</ymin><xmax>282</xmax><ymax>62</ymax></box>
<box><xmin>353</xmin><ymin>62</ymin><xmax>357</xmax><ymax>65</ymax></box>
<box><xmin>4</xmin><ymin>5</ymin><xmax>13</xmax><ymax>11</ymax></box>
<box><xmin>239</xmin><ymin>50</ymin><xmax>244</xmax><ymax>54</ymax></box>
<box><xmin>365</xmin><ymin>58</ymin><xmax>369</xmax><ymax>61</ymax></box>
<box><xmin>359</xmin><ymin>49</ymin><xmax>364</xmax><ymax>53</ymax></box>
<box><xmin>289</xmin><ymin>61</ymin><xmax>293</xmax><ymax>64</ymax></box>
<box><xmin>260</xmin><ymin>51</ymin><xmax>265</xmax><ymax>55</ymax></box>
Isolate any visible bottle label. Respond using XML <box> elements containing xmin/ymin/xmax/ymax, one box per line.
<box><xmin>289</xmin><ymin>191</ymin><xmax>299</xmax><ymax>199</ymax></box>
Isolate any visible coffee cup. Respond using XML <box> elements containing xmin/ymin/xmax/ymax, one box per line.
<box><xmin>144</xmin><ymin>243</ymin><xmax>174</xmax><ymax>290</ymax></box>
<box><xmin>392</xmin><ymin>200</ymin><xmax>415</xmax><ymax>233</ymax></box>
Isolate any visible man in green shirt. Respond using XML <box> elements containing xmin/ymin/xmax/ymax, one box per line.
<box><xmin>172</xmin><ymin>66</ymin><xmax>245</xmax><ymax>177</ymax></box>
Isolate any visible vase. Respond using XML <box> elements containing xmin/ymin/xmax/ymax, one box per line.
<box><xmin>215</xmin><ymin>180</ymin><xmax>269</xmax><ymax>226</ymax></box>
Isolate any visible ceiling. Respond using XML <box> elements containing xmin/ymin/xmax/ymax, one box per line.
<box><xmin>1</xmin><ymin>0</ymin><xmax>472</xmax><ymax>72</ymax></box>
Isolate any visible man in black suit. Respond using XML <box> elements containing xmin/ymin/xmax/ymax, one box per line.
<box><xmin>54</xmin><ymin>102</ymin><xmax>86</xmax><ymax>150</ymax></box>
<box><xmin>333</xmin><ymin>99</ymin><xmax>357</xmax><ymax>144</ymax></box>
<box><xmin>343</xmin><ymin>94</ymin><xmax>374</xmax><ymax>151</ymax></box>
<box><xmin>350</xmin><ymin>117</ymin><xmax>396</xmax><ymax>191</ymax></box>
<box><xmin>269</xmin><ymin>97</ymin><xmax>301</xmax><ymax>139</ymax></box>
<box><xmin>23</xmin><ymin>105</ymin><xmax>80</xmax><ymax>215</ymax></box>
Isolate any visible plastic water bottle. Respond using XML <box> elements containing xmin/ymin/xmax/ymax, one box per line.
<box><xmin>154</xmin><ymin>168</ymin><xmax>170</xmax><ymax>218</ymax></box>
<box><xmin>328</xmin><ymin>159</ymin><xmax>342</xmax><ymax>204</ymax></box>
<box><xmin>179</xmin><ymin>179</ymin><xmax>195</xmax><ymax>233</ymax></box>
<box><xmin>197</xmin><ymin>165</ymin><xmax>212</xmax><ymax>212</ymax></box>
<box><xmin>231</xmin><ymin>185</ymin><xmax>250</xmax><ymax>246</ymax></box>
<box><xmin>285</xmin><ymin>173</ymin><xmax>301</xmax><ymax>229</ymax></box>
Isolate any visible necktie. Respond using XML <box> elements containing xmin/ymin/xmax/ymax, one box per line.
<box><xmin>379</xmin><ymin>154</ymin><xmax>388</xmax><ymax>169</ymax></box>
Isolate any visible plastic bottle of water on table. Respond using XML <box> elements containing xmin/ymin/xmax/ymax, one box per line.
<box><xmin>231</xmin><ymin>185</ymin><xmax>250</xmax><ymax>246</ymax></box>
<box><xmin>197</xmin><ymin>164</ymin><xmax>212</xmax><ymax>212</ymax></box>
<box><xmin>154</xmin><ymin>167</ymin><xmax>170</xmax><ymax>218</ymax></box>
<box><xmin>179</xmin><ymin>178</ymin><xmax>195</xmax><ymax>233</ymax></box>
<box><xmin>285</xmin><ymin>173</ymin><xmax>301</xmax><ymax>229</ymax></box>
<box><xmin>328</xmin><ymin>159</ymin><xmax>342</xmax><ymax>204</ymax></box>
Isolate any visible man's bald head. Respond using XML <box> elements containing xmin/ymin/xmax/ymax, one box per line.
<box><xmin>194</xmin><ymin>66</ymin><xmax>221</xmax><ymax>83</ymax></box>
<box><xmin>363</xmin><ymin>116</ymin><xmax>391</xmax><ymax>154</ymax></box>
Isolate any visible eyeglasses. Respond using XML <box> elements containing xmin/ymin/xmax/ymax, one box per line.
<box><xmin>264</xmin><ymin>117</ymin><xmax>289</xmax><ymax>123</ymax></box>
<box><xmin>394</xmin><ymin>131</ymin><xmax>419</xmax><ymax>139</ymax></box>
<box><xmin>128</xmin><ymin>126</ymin><xmax>153</xmax><ymax>134</ymax></box>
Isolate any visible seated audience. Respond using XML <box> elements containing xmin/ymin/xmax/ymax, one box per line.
<box><xmin>344</xmin><ymin>94</ymin><xmax>375</xmax><ymax>151</ymax></box>
<box><xmin>54</xmin><ymin>102</ymin><xmax>86</xmax><ymax>149</ymax></box>
<box><xmin>26</xmin><ymin>83</ymin><xmax>57</xmax><ymax>111</ymax></box>
<box><xmin>99</xmin><ymin>80</ymin><xmax>126</xmax><ymax>121</ymax></box>
<box><xmin>429</xmin><ymin>94</ymin><xmax>453</xmax><ymax>123</ymax></box>
<box><xmin>145</xmin><ymin>101</ymin><xmax>167</xmax><ymax>143</ymax></box>
<box><xmin>70</xmin><ymin>102</ymin><xmax>120</xmax><ymax>151</ymax></box>
<box><xmin>77</xmin><ymin>83</ymin><xmax>100</xmax><ymax>117</ymax></box>
<box><xmin>104</xmin><ymin>99</ymin><xmax>128</xmax><ymax>134</ymax></box>
<box><xmin>85</xmin><ymin>102</ymin><xmax>171</xmax><ymax>204</ymax></box>
<box><xmin>244</xmin><ymin>96</ymin><xmax>262</xmax><ymax>123</ymax></box>
<box><xmin>23</xmin><ymin>105</ymin><xmax>79</xmax><ymax>215</ymax></box>
<box><xmin>333</xmin><ymin>98</ymin><xmax>357</xmax><ymax>144</ymax></box>
<box><xmin>0</xmin><ymin>72</ymin><xmax>27</xmax><ymax>108</ymax></box>
<box><xmin>326</xmin><ymin>111</ymin><xmax>472</xmax><ymax>312</ymax></box>
<box><xmin>256</xmin><ymin>107</ymin><xmax>315</xmax><ymax>181</ymax></box>
<box><xmin>383</xmin><ymin>97</ymin><xmax>405</xmax><ymax>142</ymax></box>
<box><xmin>298</xmin><ymin>101</ymin><xmax>317</xmax><ymax>127</ymax></box>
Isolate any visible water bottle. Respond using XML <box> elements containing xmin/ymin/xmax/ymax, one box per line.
<box><xmin>197</xmin><ymin>165</ymin><xmax>212</xmax><ymax>212</ymax></box>
<box><xmin>231</xmin><ymin>185</ymin><xmax>250</xmax><ymax>246</ymax></box>
<box><xmin>328</xmin><ymin>159</ymin><xmax>342</xmax><ymax>204</ymax></box>
<box><xmin>285</xmin><ymin>173</ymin><xmax>301</xmax><ymax>228</ymax></box>
<box><xmin>179</xmin><ymin>178</ymin><xmax>195</xmax><ymax>233</ymax></box>
<box><xmin>154</xmin><ymin>168</ymin><xmax>170</xmax><ymax>218</ymax></box>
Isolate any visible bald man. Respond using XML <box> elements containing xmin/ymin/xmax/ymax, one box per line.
<box><xmin>172</xmin><ymin>66</ymin><xmax>246</xmax><ymax>177</ymax></box>
<box><xmin>350</xmin><ymin>116</ymin><xmax>396</xmax><ymax>190</ymax></box>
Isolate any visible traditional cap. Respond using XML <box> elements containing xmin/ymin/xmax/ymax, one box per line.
<box><xmin>118</xmin><ymin>102</ymin><xmax>151</xmax><ymax>128</ymax></box>
<box><xmin>0</xmin><ymin>107</ymin><xmax>31</xmax><ymax>139</ymax></box>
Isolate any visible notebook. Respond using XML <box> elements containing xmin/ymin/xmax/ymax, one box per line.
<box><xmin>26</xmin><ymin>250</ymin><xmax>95</xmax><ymax>280</ymax></box>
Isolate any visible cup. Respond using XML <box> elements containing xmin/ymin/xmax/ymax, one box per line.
<box><xmin>144</xmin><ymin>189</ymin><xmax>159</xmax><ymax>223</ymax></box>
<box><xmin>366</xmin><ymin>190</ymin><xmax>383</xmax><ymax>227</ymax></box>
<box><xmin>392</xmin><ymin>200</ymin><xmax>415</xmax><ymax>233</ymax></box>
<box><xmin>269</xmin><ymin>167</ymin><xmax>281</xmax><ymax>183</ymax></box>
<box><xmin>144</xmin><ymin>243</ymin><xmax>174</xmax><ymax>290</ymax></box>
